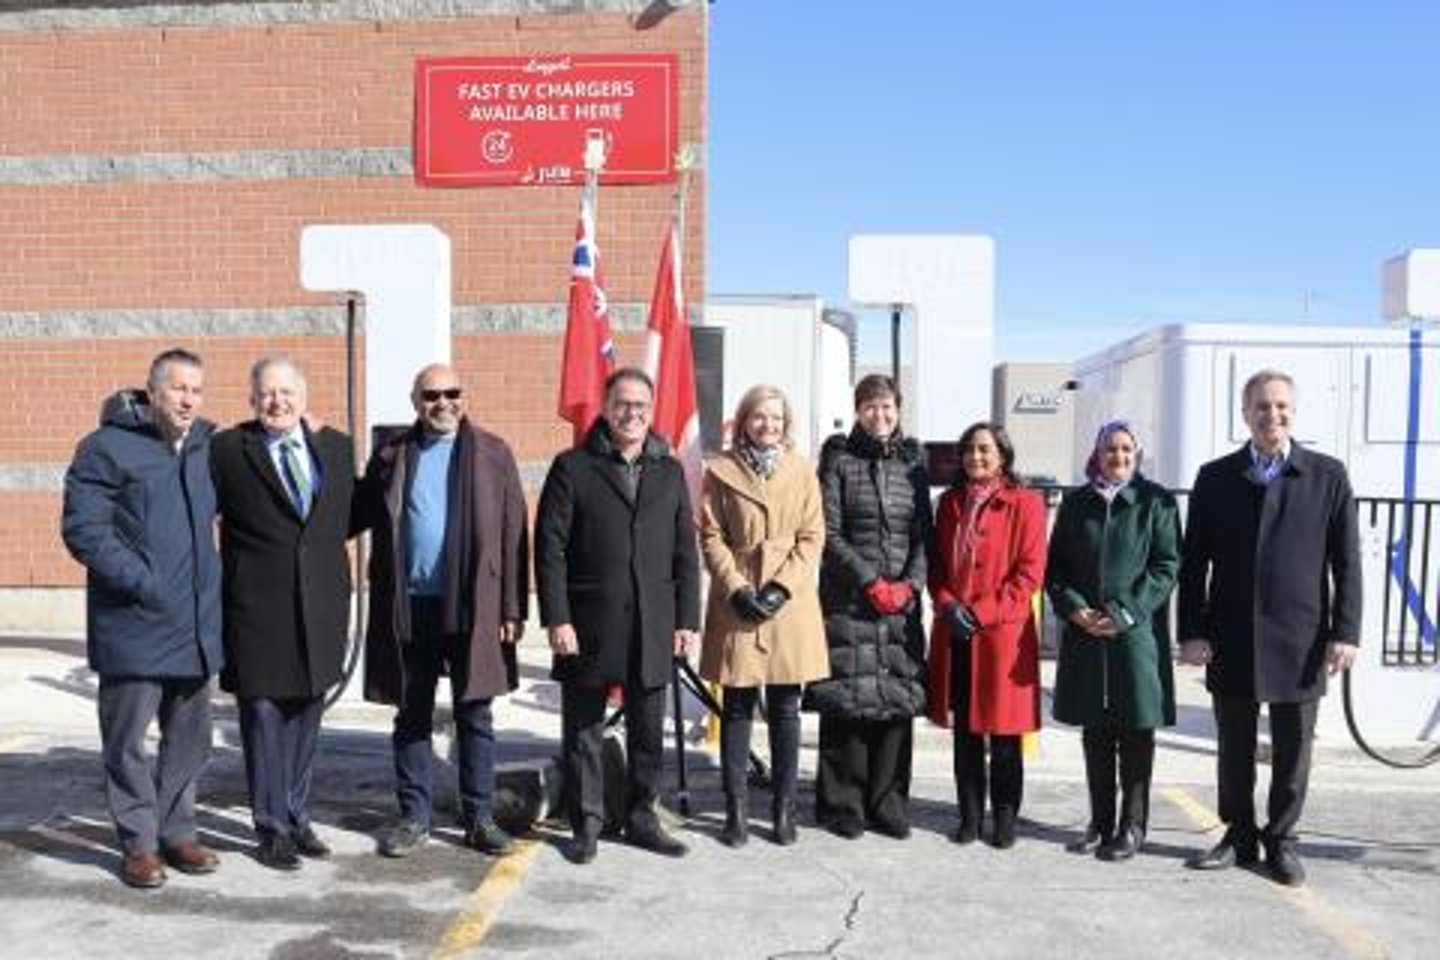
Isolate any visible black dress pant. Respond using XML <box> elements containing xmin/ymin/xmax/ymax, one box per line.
<box><xmin>1081</xmin><ymin>724</ymin><xmax>1154</xmax><ymax>840</ymax></box>
<box><xmin>720</xmin><ymin>684</ymin><xmax>801</xmax><ymax>810</ymax></box>
<box><xmin>1213</xmin><ymin>694</ymin><xmax>1318</xmax><ymax>848</ymax></box>
<box><xmin>951</xmin><ymin>635</ymin><xmax>1023</xmax><ymax>826</ymax></box>
<box><xmin>814</xmin><ymin>714</ymin><xmax>913</xmax><ymax>830</ymax></box>
<box><xmin>238</xmin><ymin>695</ymin><xmax>323</xmax><ymax>841</ymax></box>
<box><xmin>561</xmin><ymin>676</ymin><xmax>666</xmax><ymax>835</ymax></box>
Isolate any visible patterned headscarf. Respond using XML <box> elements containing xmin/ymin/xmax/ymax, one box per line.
<box><xmin>1085</xmin><ymin>420</ymin><xmax>1143</xmax><ymax>498</ymax></box>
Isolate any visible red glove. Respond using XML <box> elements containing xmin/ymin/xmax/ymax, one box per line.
<box><xmin>863</xmin><ymin>580</ymin><xmax>892</xmax><ymax>613</ymax></box>
<box><xmin>864</xmin><ymin>579</ymin><xmax>913</xmax><ymax>615</ymax></box>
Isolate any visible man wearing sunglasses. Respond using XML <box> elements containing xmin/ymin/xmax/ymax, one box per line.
<box><xmin>356</xmin><ymin>363</ymin><xmax>529</xmax><ymax>859</ymax></box>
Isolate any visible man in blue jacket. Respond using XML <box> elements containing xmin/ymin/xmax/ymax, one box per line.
<box><xmin>62</xmin><ymin>348</ymin><xmax>225</xmax><ymax>889</ymax></box>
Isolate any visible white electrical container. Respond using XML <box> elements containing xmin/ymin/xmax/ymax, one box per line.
<box><xmin>1070</xmin><ymin>323</ymin><xmax>1440</xmax><ymax>500</ymax></box>
<box><xmin>702</xmin><ymin>296</ymin><xmax>854</xmax><ymax>460</ymax></box>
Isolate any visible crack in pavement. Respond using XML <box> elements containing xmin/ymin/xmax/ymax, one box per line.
<box><xmin>766</xmin><ymin>889</ymin><xmax>864</xmax><ymax>960</ymax></box>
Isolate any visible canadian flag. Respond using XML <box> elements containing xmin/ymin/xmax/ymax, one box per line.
<box><xmin>557</xmin><ymin>177</ymin><xmax>616</xmax><ymax>447</ymax></box>
<box><xmin>644</xmin><ymin>220</ymin><xmax>702</xmax><ymax>507</ymax></box>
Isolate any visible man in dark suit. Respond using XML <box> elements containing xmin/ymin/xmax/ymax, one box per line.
<box><xmin>1179</xmin><ymin>368</ymin><xmax>1361</xmax><ymax>887</ymax></box>
<box><xmin>355</xmin><ymin>363</ymin><xmax>529</xmax><ymax>859</ymax></box>
<box><xmin>62</xmin><ymin>348</ymin><xmax>224</xmax><ymax>888</ymax></box>
<box><xmin>211</xmin><ymin>357</ymin><xmax>356</xmax><ymax>870</ymax></box>
<box><xmin>536</xmin><ymin>367</ymin><xmax>701</xmax><ymax>864</ymax></box>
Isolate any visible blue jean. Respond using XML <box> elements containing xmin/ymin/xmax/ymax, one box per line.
<box><xmin>392</xmin><ymin>598</ymin><xmax>496</xmax><ymax>830</ymax></box>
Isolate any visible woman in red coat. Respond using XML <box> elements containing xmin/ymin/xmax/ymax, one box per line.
<box><xmin>927</xmin><ymin>422</ymin><xmax>1046</xmax><ymax>848</ymax></box>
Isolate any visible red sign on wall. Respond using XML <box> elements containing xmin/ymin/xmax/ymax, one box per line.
<box><xmin>414</xmin><ymin>53</ymin><xmax>679</xmax><ymax>187</ymax></box>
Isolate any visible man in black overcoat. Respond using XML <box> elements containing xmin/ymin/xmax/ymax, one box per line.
<box><xmin>211</xmin><ymin>357</ymin><xmax>356</xmax><ymax>870</ymax></box>
<box><xmin>535</xmin><ymin>368</ymin><xmax>701</xmax><ymax>864</ymax></box>
<box><xmin>1178</xmin><ymin>369</ymin><xmax>1361</xmax><ymax>886</ymax></box>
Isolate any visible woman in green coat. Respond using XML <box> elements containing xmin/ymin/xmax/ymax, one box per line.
<box><xmin>1048</xmin><ymin>421</ymin><xmax>1181</xmax><ymax>862</ymax></box>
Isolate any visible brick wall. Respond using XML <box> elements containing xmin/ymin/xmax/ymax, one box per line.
<box><xmin>0</xmin><ymin>2</ymin><xmax>707</xmax><ymax>588</ymax></box>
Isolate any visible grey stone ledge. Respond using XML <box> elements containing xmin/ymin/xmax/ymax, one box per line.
<box><xmin>0</xmin><ymin>307</ymin><xmax>349</xmax><ymax>338</ymax></box>
<box><xmin>0</xmin><ymin>304</ymin><xmax>652</xmax><ymax>339</ymax></box>
<box><xmin>0</xmin><ymin>463</ymin><xmax>67</xmax><ymax>492</ymax></box>
<box><xmin>0</xmin><ymin>458</ymin><xmax>555</xmax><ymax>494</ymax></box>
<box><xmin>0</xmin><ymin>1</ymin><xmax>649</xmax><ymax>32</ymax></box>
<box><xmin>0</xmin><ymin>148</ymin><xmax>412</xmax><ymax>186</ymax></box>
<box><xmin>453</xmin><ymin>302</ymin><xmax>649</xmax><ymax>334</ymax></box>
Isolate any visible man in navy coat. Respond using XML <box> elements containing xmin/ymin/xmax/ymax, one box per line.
<box><xmin>62</xmin><ymin>348</ymin><xmax>224</xmax><ymax>889</ymax></box>
<box><xmin>1179</xmin><ymin>369</ymin><xmax>1361</xmax><ymax>886</ymax></box>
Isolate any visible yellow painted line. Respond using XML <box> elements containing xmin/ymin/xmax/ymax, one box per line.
<box><xmin>1162</xmin><ymin>787</ymin><xmax>1389</xmax><ymax>960</ymax></box>
<box><xmin>433</xmin><ymin>837</ymin><xmax>545</xmax><ymax>958</ymax></box>
<box><xmin>705</xmin><ymin>682</ymin><xmax>722</xmax><ymax>748</ymax></box>
<box><xmin>1160</xmin><ymin>786</ymin><xmax>1222</xmax><ymax>832</ymax></box>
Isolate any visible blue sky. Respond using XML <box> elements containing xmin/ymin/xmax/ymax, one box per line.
<box><xmin>706</xmin><ymin>1</ymin><xmax>1440</xmax><ymax>362</ymax></box>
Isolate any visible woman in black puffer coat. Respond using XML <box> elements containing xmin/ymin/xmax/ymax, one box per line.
<box><xmin>803</xmin><ymin>374</ymin><xmax>931</xmax><ymax>839</ymax></box>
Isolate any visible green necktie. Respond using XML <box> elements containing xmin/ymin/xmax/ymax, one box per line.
<box><xmin>281</xmin><ymin>437</ymin><xmax>313</xmax><ymax>518</ymax></box>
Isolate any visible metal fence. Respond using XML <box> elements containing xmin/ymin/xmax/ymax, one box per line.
<box><xmin>1361</xmin><ymin>496</ymin><xmax>1439</xmax><ymax>666</ymax></box>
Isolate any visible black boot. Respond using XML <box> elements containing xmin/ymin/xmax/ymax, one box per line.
<box><xmin>1097</xmin><ymin>824</ymin><xmax>1141</xmax><ymax>862</ymax></box>
<box><xmin>720</xmin><ymin>797</ymin><xmax>748</xmax><ymax>848</ymax></box>
<box><xmin>720</xmin><ymin>689</ymin><xmax>755</xmax><ymax>850</ymax></box>
<box><xmin>991</xmin><ymin>809</ymin><xmax>1017</xmax><ymax>849</ymax></box>
<box><xmin>951</xmin><ymin>818</ymin><xmax>979</xmax><ymax>845</ymax></box>
<box><xmin>772</xmin><ymin>800</ymin><xmax>797</xmax><ymax>846</ymax></box>
<box><xmin>766</xmin><ymin>685</ymin><xmax>802</xmax><ymax>848</ymax></box>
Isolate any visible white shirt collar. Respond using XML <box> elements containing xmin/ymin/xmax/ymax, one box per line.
<box><xmin>264</xmin><ymin>425</ymin><xmax>306</xmax><ymax>449</ymax></box>
<box><xmin>1248</xmin><ymin>439</ymin><xmax>1291</xmax><ymax>465</ymax></box>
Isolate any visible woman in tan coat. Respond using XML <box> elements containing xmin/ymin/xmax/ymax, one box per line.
<box><xmin>700</xmin><ymin>385</ymin><xmax>828</xmax><ymax>848</ymax></box>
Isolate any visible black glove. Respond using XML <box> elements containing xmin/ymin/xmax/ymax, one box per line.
<box><xmin>729</xmin><ymin>587</ymin><xmax>772</xmax><ymax>624</ymax></box>
<box><xmin>1103</xmin><ymin>600</ymin><xmax>1136</xmax><ymax>632</ymax></box>
<box><xmin>946</xmin><ymin>604</ymin><xmax>979</xmax><ymax>641</ymax></box>
<box><xmin>753</xmin><ymin>581</ymin><xmax>791</xmax><ymax>619</ymax></box>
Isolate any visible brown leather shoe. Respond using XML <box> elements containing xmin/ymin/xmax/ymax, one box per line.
<box><xmin>163</xmin><ymin>840</ymin><xmax>219</xmax><ymax>875</ymax></box>
<box><xmin>121</xmin><ymin>851</ymin><xmax>167</xmax><ymax>889</ymax></box>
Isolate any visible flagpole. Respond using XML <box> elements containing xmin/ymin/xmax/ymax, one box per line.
<box><xmin>672</xmin><ymin>143</ymin><xmax>698</xmax><ymax>295</ymax></box>
<box><xmin>668</xmin><ymin>143</ymin><xmax>715</xmax><ymax>752</ymax></box>
<box><xmin>583</xmin><ymin>132</ymin><xmax>605</xmax><ymax>238</ymax></box>
<box><xmin>559</xmin><ymin>133</ymin><xmax>614</xmax><ymax>447</ymax></box>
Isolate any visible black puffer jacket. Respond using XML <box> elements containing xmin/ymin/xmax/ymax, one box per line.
<box><xmin>803</xmin><ymin>425</ymin><xmax>931</xmax><ymax>720</ymax></box>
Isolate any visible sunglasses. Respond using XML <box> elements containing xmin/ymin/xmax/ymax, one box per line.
<box><xmin>420</xmin><ymin>388</ymin><xmax>463</xmax><ymax>402</ymax></box>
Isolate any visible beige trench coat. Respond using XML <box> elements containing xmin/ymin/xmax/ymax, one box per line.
<box><xmin>699</xmin><ymin>449</ymin><xmax>830</xmax><ymax>687</ymax></box>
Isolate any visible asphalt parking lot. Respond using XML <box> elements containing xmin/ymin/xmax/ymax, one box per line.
<box><xmin>1</xmin><ymin>632</ymin><xmax>1436</xmax><ymax>960</ymax></box>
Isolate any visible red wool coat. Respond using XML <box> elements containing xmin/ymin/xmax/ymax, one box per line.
<box><xmin>927</xmin><ymin>483</ymin><xmax>1046</xmax><ymax>734</ymax></box>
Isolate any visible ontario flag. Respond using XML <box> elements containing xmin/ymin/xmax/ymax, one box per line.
<box><xmin>644</xmin><ymin>220</ymin><xmax>703</xmax><ymax>508</ymax></box>
<box><xmin>557</xmin><ymin>178</ymin><xmax>616</xmax><ymax>446</ymax></box>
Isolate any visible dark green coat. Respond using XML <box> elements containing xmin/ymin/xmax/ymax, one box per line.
<box><xmin>1047</xmin><ymin>477</ymin><xmax>1180</xmax><ymax>729</ymax></box>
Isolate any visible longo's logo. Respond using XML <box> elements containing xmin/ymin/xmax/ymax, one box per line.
<box><xmin>481</xmin><ymin>130</ymin><xmax>514</xmax><ymax>164</ymax></box>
